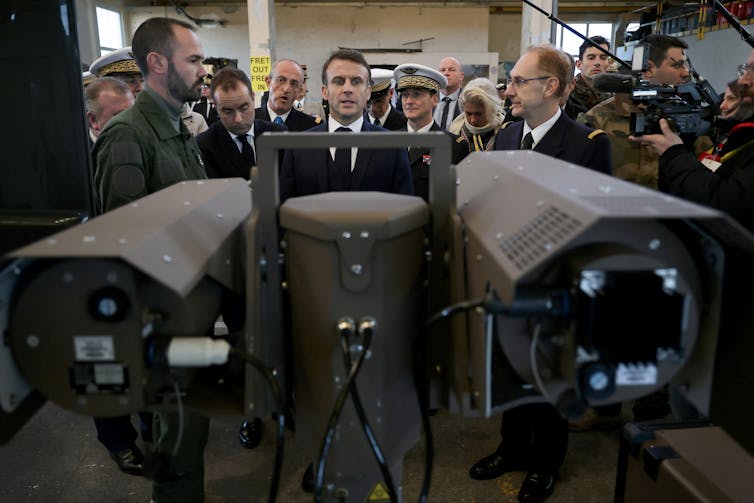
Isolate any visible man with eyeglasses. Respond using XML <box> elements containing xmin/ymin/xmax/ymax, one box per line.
<box><xmin>255</xmin><ymin>59</ymin><xmax>321</xmax><ymax>131</ymax></box>
<box><xmin>470</xmin><ymin>45</ymin><xmax>611</xmax><ymax>503</ymax></box>
<box><xmin>632</xmin><ymin>49</ymin><xmax>754</xmax><ymax>234</ymax></box>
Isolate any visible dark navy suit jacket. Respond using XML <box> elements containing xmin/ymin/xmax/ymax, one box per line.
<box><xmin>380</xmin><ymin>107</ymin><xmax>407</xmax><ymax>131</ymax></box>
<box><xmin>197</xmin><ymin>119</ymin><xmax>287</xmax><ymax>179</ymax></box>
<box><xmin>255</xmin><ymin>105</ymin><xmax>319</xmax><ymax>132</ymax></box>
<box><xmin>279</xmin><ymin>121</ymin><xmax>413</xmax><ymax>202</ymax></box>
<box><xmin>493</xmin><ymin>111</ymin><xmax>612</xmax><ymax>174</ymax></box>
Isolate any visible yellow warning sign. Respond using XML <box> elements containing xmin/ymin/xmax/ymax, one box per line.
<box><xmin>367</xmin><ymin>482</ymin><xmax>390</xmax><ymax>501</ymax></box>
<box><xmin>249</xmin><ymin>55</ymin><xmax>271</xmax><ymax>93</ymax></box>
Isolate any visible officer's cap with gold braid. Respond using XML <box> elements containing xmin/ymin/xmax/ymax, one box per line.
<box><xmin>394</xmin><ymin>63</ymin><xmax>447</xmax><ymax>93</ymax></box>
<box><xmin>90</xmin><ymin>47</ymin><xmax>141</xmax><ymax>77</ymax></box>
<box><xmin>370</xmin><ymin>68</ymin><xmax>394</xmax><ymax>99</ymax></box>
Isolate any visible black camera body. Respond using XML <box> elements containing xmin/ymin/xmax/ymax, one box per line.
<box><xmin>629</xmin><ymin>81</ymin><xmax>714</xmax><ymax>136</ymax></box>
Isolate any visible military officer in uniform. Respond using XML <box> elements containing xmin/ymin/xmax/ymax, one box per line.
<box><xmin>92</xmin><ymin>18</ymin><xmax>213</xmax><ymax>503</ymax></box>
<box><xmin>470</xmin><ymin>44</ymin><xmax>611</xmax><ymax>503</ymax></box>
<box><xmin>393</xmin><ymin>63</ymin><xmax>450</xmax><ymax>202</ymax></box>
<box><xmin>90</xmin><ymin>47</ymin><xmax>144</xmax><ymax>96</ymax></box>
<box><xmin>367</xmin><ymin>68</ymin><xmax>407</xmax><ymax>130</ymax></box>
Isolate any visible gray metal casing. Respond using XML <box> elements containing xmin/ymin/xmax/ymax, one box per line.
<box><xmin>281</xmin><ymin>192</ymin><xmax>428</xmax><ymax>501</ymax></box>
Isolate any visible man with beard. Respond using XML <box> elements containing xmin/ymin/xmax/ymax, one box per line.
<box><xmin>91</xmin><ymin>18</ymin><xmax>216</xmax><ymax>503</ymax></box>
<box><xmin>93</xmin><ymin>17</ymin><xmax>208</xmax><ymax>212</ymax></box>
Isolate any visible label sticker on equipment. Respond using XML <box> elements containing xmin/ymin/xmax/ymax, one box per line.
<box><xmin>616</xmin><ymin>363</ymin><xmax>657</xmax><ymax>386</ymax></box>
<box><xmin>74</xmin><ymin>336</ymin><xmax>115</xmax><ymax>361</ymax></box>
<box><xmin>367</xmin><ymin>482</ymin><xmax>390</xmax><ymax>501</ymax></box>
<box><xmin>94</xmin><ymin>363</ymin><xmax>124</xmax><ymax>385</ymax></box>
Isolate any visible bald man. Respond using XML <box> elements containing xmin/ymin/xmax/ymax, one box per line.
<box><xmin>434</xmin><ymin>56</ymin><xmax>465</xmax><ymax>130</ymax></box>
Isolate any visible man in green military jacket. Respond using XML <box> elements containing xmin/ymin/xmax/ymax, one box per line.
<box><xmin>93</xmin><ymin>17</ymin><xmax>208</xmax><ymax>212</ymax></box>
<box><xmin>92</xmin><ymin>17</ymin><xmax>215</xmax><ymax>503</ymax></box>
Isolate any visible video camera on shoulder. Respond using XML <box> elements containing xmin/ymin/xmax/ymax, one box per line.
<box><xmin>592</xmin><ymin>41</ymin><xmax>719</xmax><ymax>137</ymax></box>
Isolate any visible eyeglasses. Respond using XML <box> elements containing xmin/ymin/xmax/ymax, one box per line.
<box><xmin>506</xmin><ymin>76</ymin><xmax>552</xmax><ymax>88</ymax></box>
<box><xmin>271</xmin><ymin>75</ymin><xmax>302</xmax><ymax>89</ymax></box>
<box><xmin>667</xmin><ymin>56</ymin><xmax>689</xmax><ymax>70</ymax></box>
<box><xmin>738</xmin><ymin>63</ymin><xmax>754</xmax><ymax>77</ymax></box>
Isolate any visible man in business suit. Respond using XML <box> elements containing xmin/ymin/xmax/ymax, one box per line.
<box><xmin>255</xmin><ymin>59</ymin><xmax>321</xmax><ymax>131</ymax></box>
<box><xmin>469</xmin><ymin>45</ymin><xmax>611</xmax><ymax>503</ymax></box>
<box><xmin>367</xmin><ymin>68</ymin><xmax>407</xmax><ymax>131</ymax></box>
<box><xmin>197</xmin><ymin>67</ymin><xmax>286</xmax><ymax>180</ymax></box>
<box><xmin>280</xmin><ymin>49</ymin><xmax>412</xmax><ymax>202</ymax></box>
<box><xmin>393</xmin><ymin>63</ymin><xmax>448</xmax><ymax>202</ymax></box>
<box><xmin>434</xmin><ymin>56</ymin><xmax>465</xmax><ymax>131</ymax></box>
<box><xmin>192</xmin><ymin>76</ymin><xmax>220</xmax><ymax>126</ymax></box>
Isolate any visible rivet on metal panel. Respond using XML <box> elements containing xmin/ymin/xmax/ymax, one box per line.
<box><xmin>493</xmin><ymin>175</ymin><xmax>499</xmax><ymax>181</ymax></box>
<box><xmin>162</xmin><ymin>254</ymin><xmax>173</xmax><ymax>263</ymax></box>
<box><xmin>599</xmin><ymin>185</ymin><xmax>612</xmax><ymax>193</ymax></box>
<box><xmin>83</xmin><ymin>235</ymin><xmax>96</xmax><ymax>243</ymax></box>
<box><xmin>649</xmin><ymin>239</ymin><xmax>661</xmax><ymax>250</ymax></box>
<box><xmin>342</xmin><ymin>231</ymin><xmax>351</xmax><ymax>239</ymax></box>
<box><xmin>184</xmin><ymin>201</ymin><xmax>191</xmax><ymax>206</ymax></box>
<box><xmin>495</xmin><ymin>232</ymin><xmax>503</xmax><ymax>240</ymax></box>
<box><xmin>197</xmin><ymin>181</ymin><xmax>205</xmax><ymax>185</ymax></box>
<box><xmin>216</xmin><ymin>213</ymin><xmax>224</xmax><ymax>219</ymax></box>
<box><xmin>536</xmin><ymin>201</ymin><xmax>544</xmax><ymax>207</ymax></box>
<box><xmin>26</xmin><ymin>335</ymin><xmax>39</xmax><ymax>348</ymax></box>
<box><xmin>456</xmin><ymin>177</ymin><xmax>461</xmax><ymax>186</ymax></box>
<box><xmin>46</xmin><ymin>239</ymin><xmax>57</xmax><ymax>245</ymax></box>
<box><xmin>63</xmin><ymin>273</ymin><xmax>74</xmax><ymax>283</ymax></box>
<box><xmin>106</xmin><ymin>272</ymin><xmax>118</xmax><ymax>283</ymax></box>
<box><xmin>360</xmin><ymin>231</ymin><xmax>369</xmax><ymax>239</ymax></box>
<box><xmin>350</xmin><ymin>264</ymin><xmax>363</xmax><ymax>275</ymax></box>
<box><xmin>117</xmin><ymin>238</ymin><xmax>127</xmax><ymax>245</ymax></box>
<box><xmin>130</xmin><ymin>202</ymin><xmax>139</xmax><ymax>207</ymax></box>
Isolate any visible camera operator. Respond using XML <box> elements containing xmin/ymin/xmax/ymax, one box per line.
<box><xmin>581</xmin><ymin>34</ymin><xmax>695</xmax><ymax>190</ymax></box>
<box><xmin>633</xmin><ymin>49</ymin><xmax>754</xmax><ymax>233</ymax></box>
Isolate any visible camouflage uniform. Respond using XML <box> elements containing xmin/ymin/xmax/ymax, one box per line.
<box><xmin>571</xmin><ymin>73</ymin><xmax>612</xmax><ymax>111</ymax></box>
<box><xmin>582</xmin><ymin>96</ymin><xmax>659</xmax><ymax>189</ymax></box>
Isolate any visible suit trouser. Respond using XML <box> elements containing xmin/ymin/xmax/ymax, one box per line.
<box><xmin>497</xmin><ymin>403</ymin><xmax>568</xmax><ymax>474</ymax></box>
<box><xmin>151</xmin><ymin>410</ymin><xmax>210</xmax><ymax>503</ymax></box>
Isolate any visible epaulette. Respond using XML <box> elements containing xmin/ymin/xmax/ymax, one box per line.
<box><xmin>314</xmin><ymin>116</ymin><xmax>323</xmax><ymax>124</ymax></box>
<box><xmin>501</xmin><ymin>121</ymin><xmax>512</xmax><ymax>129</ymax></box>
<box><xmin>455</xmin><ymin>135</ymin><xmax>465</xmax><ymax>143</ymax></box>
<box><xmin>588</xmin><ymin>129</ymin><xmax>606</xmax><ymax>139</ymax></box>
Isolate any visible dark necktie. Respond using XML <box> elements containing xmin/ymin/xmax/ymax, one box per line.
<box><xmin>374</xmin><ymin>117</ymin><xmax>381</xmax><ymax>127</ymax></box>
<box><xmin>334</xmin><ymin>126</ymin><xmax>352</xmax><ymax>175</ymax></box>
<box><xmin>520</xmin><ymin>132</ymin><xmax>534</xmax><ymax>150</ymax></box>
<box><xmin>273</xmin><ymin>116</ymin><xmax>285</xmax><ymax>125</ymax></box>
<box><xmin>237</xmin><ymin>133</ymin><xmax>256</xmax><ymax>165</ymax></box>
<box><xmin>440</xmin><ymin>96</ymin><xmax>452</xmax><ymax>130</ymax></box>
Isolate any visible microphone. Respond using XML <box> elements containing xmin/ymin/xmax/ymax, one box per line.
<box><xmin>591</xmin><ymin>72</ymin><xmax>636</xmax><ymax>94</ymax></box>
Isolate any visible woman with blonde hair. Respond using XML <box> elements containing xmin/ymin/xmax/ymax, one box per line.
<box><xmin>451</xmin><ymin>77</ymin><xmax>506</xmax><ymax>162</ymax></box>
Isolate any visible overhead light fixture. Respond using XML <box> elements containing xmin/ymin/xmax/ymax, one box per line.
<box><xmin>167</xmin><ymin>0</ymin><xmax>226</xmax><ymax>28</ymax></box>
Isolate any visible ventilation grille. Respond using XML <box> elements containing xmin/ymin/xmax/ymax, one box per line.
<box><xmin>499</xmin><ymin>206</ymin><xmax>582</xmax><ymax>270</ymax></box>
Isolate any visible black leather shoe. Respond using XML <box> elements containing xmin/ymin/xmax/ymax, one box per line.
<box><xmin>301</xmin><ymin>463</ymin><xmax>314</xmax><ymax>493</ymax></box>
<box><xmin>109</xmin><ymin>446</ymin><xmax>144</xmax><ymax>476</ymax></box>
<box><xmin>517</xmin><ymin>471</ymin><xmax>556</xmax><ymax>503</ymax></box>
<box><xmin>468</xmin><ymin>452</ymin><xmax>525</xmax><ymax>480</ymax></box>
<box><xmin>239</xmin><ymin>417</ymin><xmax>262</xmax><ymax>449</ymax></box>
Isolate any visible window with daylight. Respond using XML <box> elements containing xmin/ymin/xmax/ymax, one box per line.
<box><xmin>557</xmin><ymin>23</ymin><xmax>614</xmax><ymax>59</ymax></box>
<box><xmin>96</xmin><ymin>5</ymin><xmax>124</xmax><ymax>57</ymax></box>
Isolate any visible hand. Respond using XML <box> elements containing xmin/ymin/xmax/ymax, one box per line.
<box><xmin>629</xmin><ymin>118</ymin><xmax>684</xmax><ymax>156</ymax></box>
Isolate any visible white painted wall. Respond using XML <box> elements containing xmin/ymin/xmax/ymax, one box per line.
<box><xmin>680</xmin><ymin>28</ymin><xmax>752</xmax><ymax>93</ymax></box>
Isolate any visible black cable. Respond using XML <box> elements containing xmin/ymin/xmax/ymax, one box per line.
<box><xmin>338</xmin><ymin>330</ymin><xmax>399</xmax><ymax>503</ymax></box>
<box><xmin>314</xmin><ymin>330</ymin><xmax>373</xmax><ymax>503</ymax></box>
<box><xmin>229</xmin><ymin>349</ymin><xmax>285</xmax><ymax>503</ymax></box>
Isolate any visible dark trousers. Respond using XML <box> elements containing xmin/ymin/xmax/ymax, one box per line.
<box><xmin>497</xmin><ymin>403</ymin><xmax>568</xmax><ymax>474</ymax></box>
<box><xmin>93</xmin><ymin>412</ymin><xmax>153</xmax><ymax>452</ymax></box>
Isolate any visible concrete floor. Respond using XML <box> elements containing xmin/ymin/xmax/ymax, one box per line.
<box><xmin>0</xmin><ymin>402</ymin><xmax>623</xmax><ymax>502</ymax></box>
